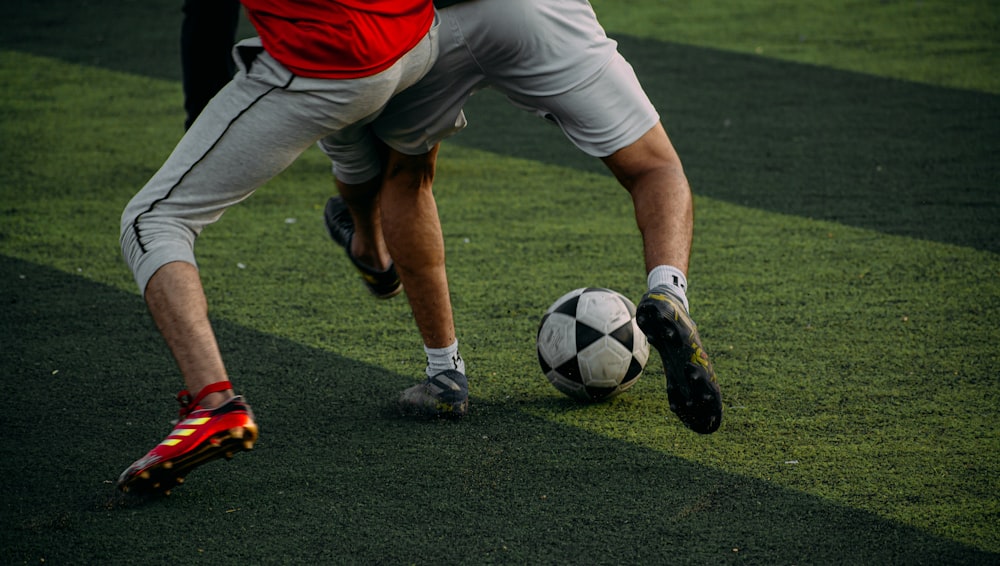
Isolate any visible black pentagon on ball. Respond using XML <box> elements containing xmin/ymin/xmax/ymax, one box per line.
<box><xmin>623</xmin><ymin>357</ymin><xmax>644</xmax><ymax>384</ymax></box>
<box><xmin>584</xmin><ymin>385</ymin><xmax>619</xmax><ymax>401</ymax></box>
<box><xmin>575</xmin><ymin>320</ymin><xmax>604</xmax><ymax>351</ymax></box>
<box><xmin>537</xmin><ymin>350</ymin><xmax>551</xmax><ymax>374</ymax></box>
<box><xmin>609</xmin><ymin>321</ymin><xmax>635</xmax><ymax>351</ymax></box>
<box><xmin>555</xmin><ymin>357</ymin><xmax>583</xmax><ymax>384</ymax></box>
<box><xmin>552</xmin><ymin>295</ymin><xmax>580</xmax><ymax>316</ymax></box>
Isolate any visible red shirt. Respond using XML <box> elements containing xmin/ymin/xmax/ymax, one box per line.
<box><xmin>242</xmin><ymin>0</ymin><xmax>434</xmax><ymax>79</ymax></box>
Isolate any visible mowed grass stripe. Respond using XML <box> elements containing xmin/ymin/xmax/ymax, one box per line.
<box><xmin>2</xmin><ymin>0</ymin><xmax>996</xmax><ymax>93</ymax></box>
<box><xmin>3</xmin><ymin>1</ymin><xmax>997</xmax><ymax>252</ymax></box>
<box><xmin>454</xmin><ymin>38</ymin><xmax>1000</xmax><ymax>255</ymax></box>
<box><xmin>590</xmin><ymin>0</ymin><xmax>1000</xmax><ymax>94</ymax></box>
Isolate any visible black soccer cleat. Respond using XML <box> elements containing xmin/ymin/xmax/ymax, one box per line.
<box><xmin>324</xmin><ymin>196</ymin><xmax>402</xmax><ymax>299</ymax></box>
<box><xmin>635</xmin><ymin>286</ymin><xmax>722</xmax><ymax>434</ymax></box>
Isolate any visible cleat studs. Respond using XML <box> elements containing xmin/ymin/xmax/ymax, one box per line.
<box><xmin>176</xmin><ymin>477</ymin><xmax>185</xmax><ymax>484</ymax></box>
<box><xmin>162</xmin><ymin>461</ymin><xmax>174</xmax><ymax>470</ymax></box>
<box><xmin>242</xmin><ymin>440</ymin><xmax>254</xmax><ymax>450</ymax></box>
<box><xmin>230</xmin><ymin>427</ymin><xmax>244</xmax><ymax>439</ymax></box>
<box><xmin>139</xmin><ymin>471</ymin><xmax>151</xmax><ymax>480</ymax></box>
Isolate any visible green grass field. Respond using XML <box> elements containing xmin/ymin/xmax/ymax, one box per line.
<box><xmin>2</xmin><ymin>1</ymin><xmax>998</xmax><ymax>564</ymax></box>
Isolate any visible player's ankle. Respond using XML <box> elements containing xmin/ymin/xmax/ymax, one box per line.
<box><xmin>198</xmin><ymin>390</ymin><xmax>235</xmax><ymax>410</ymax></box>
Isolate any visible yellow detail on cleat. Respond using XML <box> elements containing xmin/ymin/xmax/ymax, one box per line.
<box><xmin>161</xmin><ymin>438</ymin><xmax>183</xmax><ymax>447</ymax></box>
<box><xmin>174</xmin><ymin>428</ymin><xmax>196</xmax><ymax>437</ymax></box>
<box><xmin>184</xmin><ymin>417</ymin><xmax>211</xmax><ymax>426</ymax></box>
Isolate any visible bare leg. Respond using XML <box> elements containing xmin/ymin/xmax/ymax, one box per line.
<box><xmin>143</xmin><ymin>261</ymin><xmax>233</xmax><ymax>408</ymax></box>
<box><xmin>118</xmin><ymin>260</ymin><xmax>256</xmax><ymax>492</ymax></box>
<box><xmin>374</xmin><ymin>145</ymin><xmax>467</xmax><ymax>417</ymax></box>
<box><xmin>603</xmin><ymin>123</ymin><xmax>721</xmax><ymax>434</ymax></box>
<box><xmin>601</xmin><ymin>122</ymin><xmax>693</xmax><ymax>275</ymax></box>
<box><xmin>334</xmin><ymin>174</ymin><xmax>394</xmax><ymax>272</ymax></box>
<box><xmin>378</xmin><ymin>145</ymin><xmax>456</xmax><ymax>349</ymax></box>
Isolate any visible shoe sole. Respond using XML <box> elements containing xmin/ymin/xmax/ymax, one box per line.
<box><xmin>397</xmin><ymin>399</ymin><xmax>469</xmax><ymax>418</ymax></box>
<box><xmin>636</xmin><ymin>298</ymin><xmax>722</xmax><ymax>434</ymax></box>
<box><xmin>397</xmin><ymin>371</ymin><xmax>469</xmax><ymax>418</ymax></box>
<box><xmin>355</xmin><ymin>266</ymin><xmax>403</xmax><ymax>299</ymax></box>
<box><xmin>120</xmin><ymin>423</ymin><xmax>259</xmax><ymax>495</ymax></box>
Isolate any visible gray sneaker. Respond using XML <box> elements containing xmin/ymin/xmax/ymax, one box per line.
<box><xmin>397</xmin><ymin>369</ymin><xmax>469</xmax><ymax>418</ymax></box>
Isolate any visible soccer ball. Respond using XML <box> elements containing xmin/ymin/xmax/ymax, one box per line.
<box><xmin>537</xmin><ymin>287</ymin><xmax>650</xmax><ymax>402</ymax></box>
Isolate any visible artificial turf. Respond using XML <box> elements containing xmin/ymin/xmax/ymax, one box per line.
<box><xmin>1</xmin><ymin>1</ymin><xmax>997</xmax><ymax>563</ymax></box>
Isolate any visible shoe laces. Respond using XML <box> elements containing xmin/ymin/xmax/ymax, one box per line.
<box><xmin>175</xmin><ymin>380</ymin><xmax>233</xmax><ymax>420</ymax></box>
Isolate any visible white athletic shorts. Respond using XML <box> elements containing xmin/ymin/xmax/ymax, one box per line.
<box><xmin>321</xmin><ymin>0</ymin><xmax>660</xmax><ymax>184</ymax></box>
<box><xmin>121</xmin><ymin>24</ymin><xmax>438</xmax><ymax>295</ymax></box>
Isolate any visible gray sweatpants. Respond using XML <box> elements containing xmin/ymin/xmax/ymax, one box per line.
<box><xmin>120</xmin><ymin>28</ymin><xmax>438</xmax><ymax>295</ymax></box>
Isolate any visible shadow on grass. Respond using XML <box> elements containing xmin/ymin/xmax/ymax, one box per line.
<box><xmin>2</xmin><ymin>255</ymin><xmax>995</xmax><ymax>564</ymax></box>
<box><xmin>3</xmin><ymin>1</ymin><xmax>997</xmax><ymax>254</ymax></box>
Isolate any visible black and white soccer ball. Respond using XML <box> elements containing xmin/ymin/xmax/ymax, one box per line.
<box><xmin>537</xmin><ymin>287</ymin><xmax>650</xmax><ymax>402</ymax></box>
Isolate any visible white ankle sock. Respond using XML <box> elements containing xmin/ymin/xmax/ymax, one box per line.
<box><xmin>425</xmin><ymin>340</ymin><xmax>465</xmax><ymax>377</ymax></box>
<box><xmin>647</xmin><ymin>265</ymin><xmax>690</xmax><ymax>313</ymax></box>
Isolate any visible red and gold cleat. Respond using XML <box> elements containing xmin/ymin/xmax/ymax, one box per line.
<box><xmin>117</xmin><ymin>381</ymin><xmax>258</xmax><ymax>495</ymax></box>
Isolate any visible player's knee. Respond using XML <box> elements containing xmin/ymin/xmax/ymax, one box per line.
<box><xmin>385</xmin><ymin>152</ymin><xmax>435</xmax><ymax>192</ymax></box>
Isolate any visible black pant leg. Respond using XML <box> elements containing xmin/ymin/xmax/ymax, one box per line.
<box><xmin>180</xmin><ymin>0</ymin><xmax>241</xmax><ymax>129</ymax></box>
